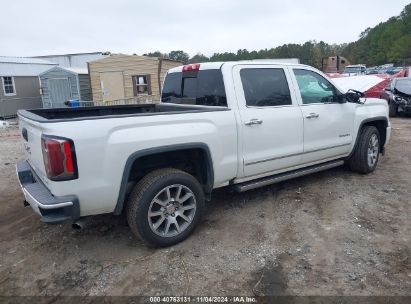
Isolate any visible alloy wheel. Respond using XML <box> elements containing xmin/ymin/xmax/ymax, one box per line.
<box><xmin>147</xmin><ymin>184</ymin><xmax>197</xmax><ymax>237</ymax></box>
<box><xmin>367</xmin><ymin>134</ymin><xmax>379</xmax><ymax>167</ymax></box>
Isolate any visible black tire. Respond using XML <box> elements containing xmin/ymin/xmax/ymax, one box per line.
<box><xmin>389</xmin><ymin>102</ymin><xmax>397</xmax><ymax>117</ymax></box>
<box><xmin>126</xmin><ymin>168</ymin><xmax>205</xmax><ymax>247</ymax></box>
<box><xmin>348</xmin><ymin>126</ymin><xmax>380</xmax><ymax>174</ymax></box>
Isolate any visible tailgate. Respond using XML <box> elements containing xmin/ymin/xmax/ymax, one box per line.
<box><xmin>18</xmin><ymin>115</ymin><xmax>48</xmax><ymax>183</ymax></box>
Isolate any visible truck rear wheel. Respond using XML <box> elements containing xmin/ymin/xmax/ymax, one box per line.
<box><xmin>126</xmin><ymin>168</ymin><xmax>205</xmax><ymax>247</ymax></box>
<box><xmin>348</xmin><ymin>126</ymin><xmax>380</xmax><ymax>174</ymax></box>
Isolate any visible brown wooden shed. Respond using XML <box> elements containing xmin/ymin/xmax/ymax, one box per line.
<box><xmin>321</xmin><ymin>55</ymin><xmax>350</xmax><ymax>73</ymax></box>
<box><xmin>88</xmin><ymin>54</ymin><xmax>181</xmax><ymax>103</ymax></box>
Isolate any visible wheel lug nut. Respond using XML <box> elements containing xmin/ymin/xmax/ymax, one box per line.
<box><xmin>172</xmin><ymin>213</ymin><xmax>175</xmax><ymax>217</ymax></box>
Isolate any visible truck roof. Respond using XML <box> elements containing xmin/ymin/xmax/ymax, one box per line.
<box><xmin>168</xmin><ymin>60</ymin><xmax>308</xmax><ymax>73</ymax></box>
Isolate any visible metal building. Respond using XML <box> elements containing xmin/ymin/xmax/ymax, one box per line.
<box><xmin>31</xmin><ymin>52</ymin><xmax>110</xmax><ymax>69</ymax></box>
<box><xmin>0</xmin><ymin>57</ymin><xmax>57</xmax><ymax>117</ymax></box>
<box><xmin>39</xmin><ymin>66</ymin><xmax>91</xmax><ymax>108</ymax></box>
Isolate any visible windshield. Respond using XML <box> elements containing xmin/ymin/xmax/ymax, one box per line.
<box><xmin>161</xmin><ymin>69</ymin><xmax>227</xmax><ymax>107</ymax></box>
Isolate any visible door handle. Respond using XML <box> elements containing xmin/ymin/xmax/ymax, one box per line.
<box><xmin>306</xmin><ymin>113</ymin><xmax>319</xmax><ymax>119</ymax></box>
<box><xmin>244</xmin><ymin>119</ymin><xmax>263</xmax><ymax>126</ymax></box>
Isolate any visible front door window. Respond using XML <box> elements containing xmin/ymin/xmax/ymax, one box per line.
<box><xmin>293</xmin><ymin>69</ymin><xmax>338</xmax><ymax>104</ymax></box>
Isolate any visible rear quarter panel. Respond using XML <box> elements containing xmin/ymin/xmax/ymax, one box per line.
<box><xmin>18</xmin><ymin>115</ymin><xmax>48</xmax><ymax>184</ymax></box>
<box><xmin>40</xmin><ymin>110</ymin><xmax>238</xmax><ymax>216</ymax></box>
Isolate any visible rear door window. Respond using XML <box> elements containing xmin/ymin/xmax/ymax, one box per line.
<box><xmin>161</xmin><ymin>69</ymin><xmax>227</xmax><ymax>107</ymax></box>
<box><xmin>240</xmin><ymin>68</ymin><xmax>292</xmax><ymax>107</ymax></box>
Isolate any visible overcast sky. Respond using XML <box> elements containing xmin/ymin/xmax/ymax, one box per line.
<box><xmin>1</xmin><ymin>0</ymin><xmax>410</xmax><ymax>57</ymax></box>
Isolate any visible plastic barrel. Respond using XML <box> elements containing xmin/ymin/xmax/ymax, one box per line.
<box><xmin>69</xmin><ymin>99</ymin><xmax>80</xmax><ymax>108</ymax></box>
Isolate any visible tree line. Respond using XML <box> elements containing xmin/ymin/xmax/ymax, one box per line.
<box><xmin>144</xmin><ymin>4</ymin><xmax>411</xmax><ymax>68</ymax></box>
<box><xmin>343</xmin><ymin>3</ymin><xmax>411</xmax><ymax>66</ymax></box>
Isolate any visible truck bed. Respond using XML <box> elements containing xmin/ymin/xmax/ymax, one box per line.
<box><xmin>18</xmin><ymin>103</ymin><xmax>228</xmax><ymax>123</ymax></box>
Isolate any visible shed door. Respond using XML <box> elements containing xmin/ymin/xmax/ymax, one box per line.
<box><xmin>49</xmin><ymin>78</ymin><xmax>72</xmax><ymax>107</ymax></box>
<box><xmin>100</xmin><ymin>72</ymin><xmax>125</xmax><ymax>102</ymax></box>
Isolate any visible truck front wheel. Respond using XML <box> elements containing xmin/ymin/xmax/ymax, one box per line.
<box><xmin>389</xmin><ymin>102</ymin><xmax>397</xmax><ymax>117</ymax></box>
<box><xmin>126</xmin><ymin>168</ymin><xmax>205</xmax><ymax>247</ymax></box>
<box><xmin>348</xmin><ymin>126</ymin><xmax>380</xmax><ymax>174</ymax></box>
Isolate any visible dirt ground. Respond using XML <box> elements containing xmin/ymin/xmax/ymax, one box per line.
<box><xmin>0</xmin><ymin>117</ymin><xmax>410</xmax><ymax>297</ymax></box>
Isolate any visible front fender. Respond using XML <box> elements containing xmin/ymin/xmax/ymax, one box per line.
<box><xmin>350</xmin><ymin>98</ymin><xmax>389</xmax><ymax>155</ymax></box>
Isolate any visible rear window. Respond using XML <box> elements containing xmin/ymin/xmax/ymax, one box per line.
<box><xmin>161</xmin><ymin>69</ymin><xmax>227</xmax><ymax>107</ymax></box>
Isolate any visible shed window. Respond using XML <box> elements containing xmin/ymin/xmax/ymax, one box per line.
<box><xmin>2</xmin><ymin>77</ymin><xmax>16</xmax><ymax>96</ymax></box>
<box><xmin>132</xmin><ymin>75</ymin><xmax>152</xmax><ymax>95</ymax></box>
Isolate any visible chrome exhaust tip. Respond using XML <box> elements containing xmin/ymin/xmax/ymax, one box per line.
<box><xmin>72</xmin><ymin>218</ymin><xmax>87</xmax><ymax>230</ymax></box>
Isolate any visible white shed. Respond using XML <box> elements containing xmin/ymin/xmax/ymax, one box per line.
<box><xmin>39</xmin><ymin>66</ymin><xmax>91</xmax><ymax>108</ymax></box>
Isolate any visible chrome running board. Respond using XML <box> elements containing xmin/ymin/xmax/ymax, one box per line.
<box><xmin>234</xmin><ymin>160</ymin><xmax>345</xmax><ymax>192</ymax></box>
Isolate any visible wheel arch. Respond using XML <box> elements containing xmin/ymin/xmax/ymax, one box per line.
<box><xmin>348</xmin><ymin>116</ymin><xmax>388</xmax><ymax>159</ymax></box>
<box><xmin>113</xmin><ymin>143</ymin><xmax>214</xmax><ymax>215</ymax></box>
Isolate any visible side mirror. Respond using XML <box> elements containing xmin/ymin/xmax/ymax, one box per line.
<box><xmin>345</xmin><ymin>89</ymin><xmax>364</xmax><ymax>103</ymax></box>
<box><xmin>336</xmin><ymin>94</ymin><xmax>347</xmax><ymax>103</ymax></box>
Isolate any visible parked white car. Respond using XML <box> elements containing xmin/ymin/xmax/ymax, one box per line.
<box><xmin>17</xmin><ymin>61</ymin><xmax>391</xmax><ymax>246</ymax></box>
<box><xmin>343</xmin><ymin>64</ymin><xmax>367</xmax><ymax>76</ymax></box>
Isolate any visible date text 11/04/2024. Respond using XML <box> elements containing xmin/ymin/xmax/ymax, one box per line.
<box><xmin>149</xmin><ymin>296</ymin><xmax>257</xmax><ymax>303</ymax></box>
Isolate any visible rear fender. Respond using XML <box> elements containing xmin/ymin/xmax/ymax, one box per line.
<box><xmin>113</xmin><ymin>143</ymin><xmax>214</xmax><ymax>215</ymax></box>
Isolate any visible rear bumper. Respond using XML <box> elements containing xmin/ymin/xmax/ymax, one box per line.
<box><xmin>16</xmin><ymin>160</ymin><xmax>80</xmax><ymax>223</ymax></box>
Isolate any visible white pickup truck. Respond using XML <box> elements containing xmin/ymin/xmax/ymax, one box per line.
<box><xmin>17</xmin><ymin>61</ymin><xmax>391</xmax><ymax>246</ymax></box>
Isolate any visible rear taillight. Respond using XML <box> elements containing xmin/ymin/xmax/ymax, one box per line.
<box><xmin>41</xmin><ymin>135</ymin><xmax>78</xmax><ymax>181</ymax></box>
